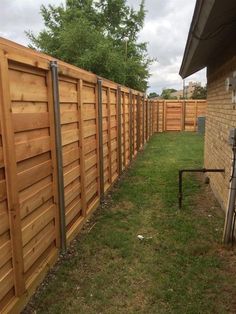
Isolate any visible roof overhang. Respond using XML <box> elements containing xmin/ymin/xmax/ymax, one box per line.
<box><xmin>180</xmin><ymin>0</ymin><xmax>236</xmax><ymax>78</ymax></box>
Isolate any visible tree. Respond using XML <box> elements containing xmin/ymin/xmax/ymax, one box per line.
<box><xmin>26</xmin><ymin>0</ymin><xmax>152</xmax><ymax>91</ymax></box>
<box><xmin>161</xmin><ymin>88</ymin><xmax>177</xmax><ymax>99</ymax></box>
<box><xmin>191</xmin><ymin>85</ymin><xmax>207</xmax><ymax>99</ymax></box>
<box><xmin>148</xmin><ymin>92</ymin><xmax>159</xmax><ymax>99</ymax></box>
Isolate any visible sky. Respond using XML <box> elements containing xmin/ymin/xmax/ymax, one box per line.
<box><xmin>0</xmin><ymin>0</ymin><xmax>206</xmax><ymax>94</ymax></box>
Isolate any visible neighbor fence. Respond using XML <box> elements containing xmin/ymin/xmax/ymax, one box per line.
<box><xmin>149</xmin><ymin>99</ymin><xmax>206</xmax><ymax>132</ymax></box>
<box><xmin>0</xmin><ymin>37</ymin><xmax>207</xmax><ymax>313</ymax></box>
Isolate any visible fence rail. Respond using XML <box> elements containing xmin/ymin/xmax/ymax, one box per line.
<box><xmin>0</xmin><ymin>37</ymin><xmax>206</xmax><ymax>313</ymax></box>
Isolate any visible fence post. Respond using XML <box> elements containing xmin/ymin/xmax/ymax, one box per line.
<box><xmin>129</xmin><ymin>89</ymin><xmax>133</xmax><ymax>161</ymax></box>
<box><xmin>182</xmin><ymin>100</ymin><xmax>186</xmax><ymax>131</ymax></box>
<box><xmin>152</xmin><ymin>100</ymin><xmax>155</xmax><ymax>133</ymax></box>
<box><xmin>133</xmin><ymin>94</ymin><xmax>135</xmax><ymax>154</ymax></box>
<box><xmin>0</xmin><ymin>50</ymin><xmax>26</xmax><ymax>296</ymax></box>
<box><xmin>149</xmin><ymin>99</ymin><xmax>152</xmax><ymax>136</ymax></box>
<box><xmin>164</xmin><ymin>101</ymin><xmax>167</xmax><ymax>132</ymax></box>
<box><xmin>142</xmin><ymin>95</ymin><xmax>145</xmax><ymax>146</ymax></box>
<box><xmin>194</xmin><ymin>100</ymin><xmax>197</xmax><ymax>131</ymax></box>
<box><xmin>50</xmin><ymin>61</ymin><xmax>66</xmax><ymax>252</ymax></box>
<box><xmin>123</xmin><ymin>92</ymin><xmax>127</xmax><ymax>167</ymax></box>
<box><xmin>137</xmin><ymin>93</ymin><xmax>141</xmax><ymax>151</ymax></box>
<box><xmin>107</xmin><ymin>88</ymin><xmax>112</xmax><ymax>184</ymax></box>
<box><xmin>146</xmin><ymin>99</ymin><xmax>148</xmax><ymax>140</ymax></box>
<box><xmin>148</xmin><ymin>99</ymin><xmax>149</xmax><ymax>137</ymax></box>
<box><xmin>97</xmin><ymin>79</ymin><xmax>104</xmax><ymax>197</ymax></box>
<box><xmin>156</xmin><ymin>101</ymin><xmax>158</xmax><ymax>133</ymax></box>
<box><xmin>117</xmin><ymin>85</ymin><xmax>122</xmax><ymax>175</ymax></box>
<box><xmin>151</xmin><ymin>100</ymin><xmax>153</xmax><ymax>135</ymax></box>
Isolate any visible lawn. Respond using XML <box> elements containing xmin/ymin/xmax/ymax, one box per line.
<box><xmin>24</xmin><ymin>133</ymin><xmax>236</xmax><ymax>314</ymax></box>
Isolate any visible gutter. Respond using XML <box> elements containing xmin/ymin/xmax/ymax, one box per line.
<box><xmin>179</xmin><ymin>0</ymin><xmax>216</xmax><ymax>78</ymax></box>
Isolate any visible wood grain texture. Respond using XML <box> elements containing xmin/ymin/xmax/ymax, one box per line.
<box><xmin>0</xmin><ymin>51</ymin><xmax>25</xmax><ymax>297</ymax></box>
<box><xmin>149</xmin><ymin>100</ymin><xmax>207</xmax><ymax>132</ymax></box>
<box><xmin>0</xmin><ymin>36</ymin><xmax>149</xmax><ymax>313</ymax></box>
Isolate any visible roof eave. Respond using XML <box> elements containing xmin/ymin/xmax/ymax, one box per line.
<box><xmin>179</xmin><ymin>0</ymin><xmax>216</xmax><ymax>78</ymax></box>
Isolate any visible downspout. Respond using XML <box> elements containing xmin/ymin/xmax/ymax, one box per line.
<box><xmin>223</xmin><ymin>131</ymin><xmax>236</xmax><ymax>244</ymax></box>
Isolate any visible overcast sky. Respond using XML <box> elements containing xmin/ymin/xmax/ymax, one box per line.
<box><xmin>0</xmin><ymin>0</ymin><xmax>206</xmax><ymax>94</ymax></box>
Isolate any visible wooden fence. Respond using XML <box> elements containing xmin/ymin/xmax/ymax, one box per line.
<box><xmin>0</xmin><ymin>37</ymin><xmax>207</xmax><ymax>313</ymax></box>
<box><xmin>0</xmin><ymin>37</ymin><xmax>156</xmax><ymax>313</ymax></box>
<box><xmin>149</xmin><ymin>100</ymin><xmax>207</xmax><ymax>132</ymax></box>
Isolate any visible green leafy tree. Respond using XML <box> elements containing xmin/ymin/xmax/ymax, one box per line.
<box><xmin>26</xmin><ymin>0</ymin><xmax>151</xmax><ymax>91</ymax></box>
<box><xmin>161</xmin><ymin>88</ymin><xmax>177</xmax><ymax>99</ymax></box>
<box><xmin>148</xmin><ymin>92</ymin><xmax>159</xmax><ymax>99</ymax></box>
<box><xmin>191</xmin><ymin>85</ymin><xmax>207</xmax><ymax>99</ymax></box>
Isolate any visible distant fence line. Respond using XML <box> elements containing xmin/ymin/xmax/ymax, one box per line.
<box><xmin>0</xmin><ymin>37</ymin><xmax>207</xmax><ymax>313</ymax></box>
<box><xmin>149</xmin><ymin>99</ymin><xmax>207</xmax><ymax>132</ymax></box>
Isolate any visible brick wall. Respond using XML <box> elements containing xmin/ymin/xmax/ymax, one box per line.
<box><xmin>205</xmin><ymin>55</ymin><xmax>236</xmax><ymax>210</ymax></box>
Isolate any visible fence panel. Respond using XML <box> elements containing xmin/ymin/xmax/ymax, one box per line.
<box><xmin>58</xmin><ymin>74</ymin><xmax>82</xmax><ymax>243</ymax></box>
<box><xmin>150</xmin><ymin>100</ymin><xmax>207</xmax><ymax>132</ymax></box>
<box><xmin>124</xmin><ymin>91</ymin><xmax>131</xmax><ymax>164</ymax></box>
<box><xmin>166</xmin><ymin>101</ymin><xmax>182</xmax><ymax>131</ymax></box>
<box><xmin>0</xmin><ymin>53</ymin><xmax>17</xmax><ymax>311</ymax></box>
<box><xmin>0</xmin><ymin>49</ymin><xmax>59</xmax><ymax>313</ymax></box>
<box><xmin>101</xmin><ymin>86</ymin><xmax>110</xmax><ymax>192</ymax></box>
<box><xmin>10</xmin><ymin>59</ymin><xmax>59</xmax><ymax>284</ymax></box>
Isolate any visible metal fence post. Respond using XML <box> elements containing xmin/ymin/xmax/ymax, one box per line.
<box><xmin>146</xmin><ymin>99</ymin><xmax>148</xmax><ymax>141</ymax></box>
<box><xmin>157</xmin><ymin>101</ymin><xmax>159</xmax><ymax>133</ymax></box>
<box><xmin>117</xmin><ymin>86</ymin><xmax>122</xmax><ymax>175</ymax></box>
<box><xmin>129</xmin><ymin>90</ymin><xmax>133</xmax><ymax>161</ymax></box>
<box><xmin>137</xmin><ymin>94</ymin><xmax>141</xmax><ymax>150</ymax></box>
<box><xmin>97</xmin><ymin>78</ymin><xmax>104</xmax><ymax>197</ymax></box>
<box><xmin>147</xmin><ymin>98</ymin><xmax>150</xmax><ymax>139</ymax></box>
<box><xmin>142</xmin><ymin>95</ymin><xmax>145</xmax><ymax>146</ymax></box>
<box><xmin>50</xmin><ymin>61</ymin><xmax>66</xmax><ymax>252</ymax></box>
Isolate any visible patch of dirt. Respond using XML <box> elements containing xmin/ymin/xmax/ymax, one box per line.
<box><xmin>110</xmin><ymin>200</ymin><xmax>135</xmax><ymax>213</ymax></box>
<box><xmin>193</xmin><ymin>172</ymin><xmax>224</xmax><ymax>218</ymax></box>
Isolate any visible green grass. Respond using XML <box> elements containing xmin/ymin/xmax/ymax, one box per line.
<box><xmin>24</xmin><ymin>133</ymin><xmax>236</xmax><ymax>314</ymax></box>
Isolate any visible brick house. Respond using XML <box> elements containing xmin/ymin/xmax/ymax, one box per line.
<box><xmin>180</xmin><ymin>0</ymin><xmax>236</xmax><ymax>243</ymax></box>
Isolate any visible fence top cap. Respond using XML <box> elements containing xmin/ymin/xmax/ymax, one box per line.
<box><xmin>50</xmin><ymin>60</ymin><xmax>58</xmax><ymax>68</ymax></box>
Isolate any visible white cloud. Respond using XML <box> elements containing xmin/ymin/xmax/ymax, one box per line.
<box><xmin>133</xmin><ymin>0</ymin><xmax>206</xmax><ymax>93</ymax></box>
<box><xmin>0</xmin><ymin>0</ymin><xmax>206</xmax><ymax>93</ymax></box>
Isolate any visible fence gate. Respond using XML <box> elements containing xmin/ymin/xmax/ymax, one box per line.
<box><xmin>165</xmin><ymin>101</ymin><xmax>182</xmax><ymax>131</ymax></box>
